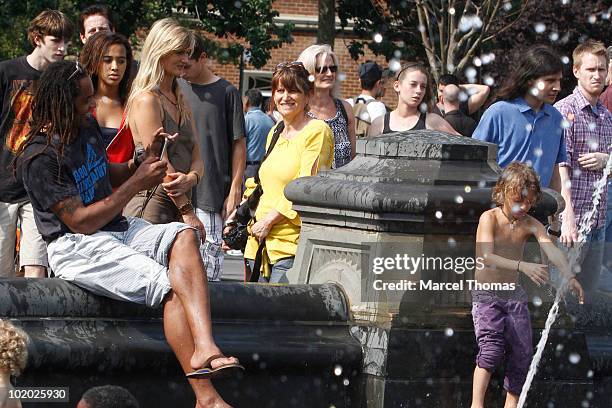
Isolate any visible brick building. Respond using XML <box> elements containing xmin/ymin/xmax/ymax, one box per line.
<box><xmin>206</xmin><ymin>0</ymin><xmax>398</xmax><ymax>108</ymax></box>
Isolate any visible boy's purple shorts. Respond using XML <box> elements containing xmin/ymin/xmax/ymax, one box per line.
<box><xmin>471</xmin><ymin>286</ymin><xmax>532</xmax><ymax>396</ymax></box>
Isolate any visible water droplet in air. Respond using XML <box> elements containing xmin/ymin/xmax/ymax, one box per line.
<box><xmin>562</xmin><ymin>119</ymin><xmax>571</xmax><ymax>129</ymax></box>
<box><xmin>587</xmin><ymin>369</ymin><xmax>594</xmax><ymax>378</ymax></box>
<box><xmin>569</xmin><ymin>353</ymin><xmax>581</xmax><ymax>364</ymax></box>
<box><xmin>549</xmin><ymin>32</ymin><xmax>559</xmax><ymax>41</ymax></box>
<box><xmin>473</xmin><ymin>57</ymin><xmax>482</xmax><ymax>67</ymax></box>
<box><xmin>252</xmin><ymin>353</ymin><xmax>260</xmax><ymax>361</ymax></box>
<box><xmin>445</xmin><ymin>328</ymin><xmax>454</xmax><ymax>337</ymax></box>
<box><xmin>588</xmin><ymin>15</ymin><xmax>597</xmax><ymax>23</ymax></box>
<box><xmin>455</xmin><ymin>195</ymin><xmax>464</xmax><ymax>204</ymax></box>
<box><xmin>373</xmin><ymin>33</ymin><xmax>383</xmax><ymax>43</ymax></box>
<box><xmin>484</xmin><ymin>76</ymin><xmax>494</xmax><ymax>86</ymax></box>
<box><xmin>447</xmin><ymin>237</ymin><xmax>457</xmax><ymax>247</ymax></box>
<box><xmin>588</xmin><ymin>122</ymin><xmax>596</xmax><ymax>131</ymax></box>
<box><xmin>464</xmin><ymin>186</ymin><xmax>472</xmax><ymax>193</ymax></box>
<box><xmin>503</xmin><ymin>2</ymin><xmax>512</xmax><ymax>11</ymax></box>
<box><xmin>465</xmin><ymin>67</ymin><xmax>477</xmax><ymax>79</ymax></box>
<box><xmin>556</xmin><ymin>343</ymin><xmax>564</xmax><ymax>351</ymax></box>
<box><xmin>449</xmin><ymin>7</ymin><xmax>456</xmax><ymax>15</ymax></box>
<box><xmin>435</xmin><ymin>211</ymin><xmax>443</xmax><ymax>219</ymax></box>
<box><xmin>316</xmin><ymin>328</ymin><xmax>323</xmax><ymax>336</ymax></box>
<box><xmin>525</xmin><ymin>123</ymin><xmax>534</xmax><ymax>132</ymax></box>
<box><xmin>534</xmin><ymin>23</ymin><xmax>546</xmax><ymax>33</ymax></box>
<box><xmin>334</xmin><ymin>365</ymin><xmax>343</xmax><ymax>376</ymax></box>
<box><xmin>562</xmin><ymin>56</ymin><xmax>570</xmax><ymax>64</ymax></box>
<box><xmin>308</xmin><ymin>74</ymin><xmax>315</xmax><ymax>82</ymax></box>
<box><xmin>338</xmin><ymin>73</ymin><xmax>346</xmax><ymax>81</ymax></box>
<box><xmin>343</xmin><ymin>378</ymin><xmax>350</xmax><ymax>386</ymax></box>
<box><xmin>389</xmin><ymin>59</ymin><xmax>401</xmax><ymax>72</ymax></box>
<box><xmin>534</xmin><ymin>147</ymin><xmax>543</xmax><ymax>157</ymax></box>
<box><xmin>533</xmin><ymin>296</ymin><xmax>543</xmax><ymax>307</ymax></box>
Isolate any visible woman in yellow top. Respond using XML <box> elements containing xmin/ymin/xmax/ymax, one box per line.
<box><xmin>242</xmin><ymin>62</ymin><xmax>334</xmax><ymax>283</ymax></box>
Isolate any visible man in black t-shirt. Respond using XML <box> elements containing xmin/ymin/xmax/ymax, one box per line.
<box><xmin>433</xmin><ymin>73</ymin><xmax>490</xmax><ymax>118</ymax></box>
<box><xmin>442</xmin><ymin>84</ymin><xmax>477</xmax><ymax>137</ymax></box>
<box><xmin>20</xmin><ymin>61</ymin><xmax>242</xmax><ymax>406</ymax></box>
<box><xmin>181</xmin><ymin>34</ymin><xmax>246</xmax><ymax>281</ymax></box>
<box><xmin>0</xmin><ymin>10</ymin><xmax>73</xmax><ymax>278</ymax></box>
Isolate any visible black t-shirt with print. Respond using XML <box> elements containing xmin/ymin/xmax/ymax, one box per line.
<box><xmin>21</xmin><ymin>117</ymin><xmax>128</xmax><ymax>243</ymax></box>
<box><xmin>0</xmin><ymin>56</ymin><xmax>41</xmax><ymax>203</ymax></box>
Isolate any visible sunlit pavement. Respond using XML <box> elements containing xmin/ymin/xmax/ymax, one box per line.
<box><xmin>220</xmin><ymin>252</ymin><xmax>245</xmax><ymax>282</ymax></box>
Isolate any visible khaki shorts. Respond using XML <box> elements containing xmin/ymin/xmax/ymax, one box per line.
<box><xmin>0</xmin><ymin>201</ymin><xmax>48</xmax><ymax>277</ymax></box>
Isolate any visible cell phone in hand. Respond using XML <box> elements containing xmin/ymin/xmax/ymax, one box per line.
<box><xmin>159</xmin><ymin>137</ymin><xmax>169</xmax><ymax>160</ymax></box>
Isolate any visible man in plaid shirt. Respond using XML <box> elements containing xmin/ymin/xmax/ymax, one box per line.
<box><xmin>554</xmin><ymin>40</ymin><xmax>612</xmax><ymax>300</ymax></box>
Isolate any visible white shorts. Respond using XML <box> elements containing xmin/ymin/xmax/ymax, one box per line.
<box><xmin>0</xmin><ymin>201</ymin><xmax>48</xmax><ymax>277</ymax></box>
<box><xmin>47</xmin><ymin>217</ymin><xmax>193</xmax><ymax>308</ymax></box>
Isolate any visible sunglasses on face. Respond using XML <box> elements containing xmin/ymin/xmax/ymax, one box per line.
<box><xmin>315</xmin><ymin>65</ymin><xmax>338</xmax><ymax>74</ymax></box>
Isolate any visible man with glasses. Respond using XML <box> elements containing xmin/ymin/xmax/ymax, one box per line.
<box><xmin>180</xmin><ymin>33</ymin><xmax>246</xmax><ymax>281</ymax></box>
<box><xmin>0</xmin><ymin>10</ymin><xmax>73</xmax><ymax>278</ymax></box>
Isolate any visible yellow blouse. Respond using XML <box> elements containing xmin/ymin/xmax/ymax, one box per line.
<box><xmin>244</xmin><ymin>119</ymin><xmax>334</xmax><ymax>264</ymax></box>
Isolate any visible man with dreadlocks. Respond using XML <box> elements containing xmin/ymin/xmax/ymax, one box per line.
<box><xmin>0</xmin><ymin>10</ymin><xmax>73</xmax><ymax>278</ymax></box>
<box><xmin>18</xmin><ymin>60</ymin><xmax>242</xmax><ymax>408</ymax></box>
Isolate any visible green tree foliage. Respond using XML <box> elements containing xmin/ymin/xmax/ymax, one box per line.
<box><xmin>338</xmin><ymin>0</ymin><xmax>531</xmax><ymax>82</ymax></box>
<box><xmin>181</xmin><ymin>0</ymin><xmax>293</xmax><ymax>68</ymax></box>
<box><xmin>0</xmin><ymin>0</ymin><xmax>293</xmax><ymax>69</ymax></box>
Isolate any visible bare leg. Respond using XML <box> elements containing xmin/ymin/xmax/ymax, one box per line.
<box><xmin>167</xmin><ymin>229</ymin><xmax>237</xmax><ymax>369</ymax></box>
<box><xmin>22</xmin><ymin>265</ymin><xmax>46</xmax><ymax>278</ymax></box>
<box><xmin>504</xmin><ymin>391</ymin><xmax>519</xmax><ymax>408</ymax></box>
<box><xmin>471</xmin><ymin>366</ymin><xmax>491</xmax><ymax>408</ymax></box>
<box><xmin>163</xmin><ymin>291</ymin><xmax>231</xmax><ymax>408</ymax></box>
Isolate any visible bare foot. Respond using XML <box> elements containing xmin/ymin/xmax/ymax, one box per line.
<box><xmin>191</xmin><ymin>346</ymin><xmax>239</xmax><ymax>371</ymax></box>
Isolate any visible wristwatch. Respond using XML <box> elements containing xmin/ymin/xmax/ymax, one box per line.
<box><xmin>178</xmin><ymin>200</ymin><xmax>194</xmax><ymax>216</ymax></box>
<box><xmin>546</xmin><ymin>224</ymin><xmax>561</xmax><ymax>237</ymax></box>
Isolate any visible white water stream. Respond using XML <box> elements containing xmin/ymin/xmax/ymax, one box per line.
<box><xmin>517</xmin><ymin>153</ymin><xmax>612</xmax><ymax>407</ymax></box>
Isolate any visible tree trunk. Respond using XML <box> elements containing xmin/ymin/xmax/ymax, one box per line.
<box><xmin>318</xmin><ymin>0</ymin><xmax>336</xmax><ymax>47</ymax></box>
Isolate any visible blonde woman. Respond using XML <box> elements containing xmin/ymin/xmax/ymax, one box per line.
<box><xmin>124</xmin><ymin>18</ymin><xmax>204</xmax><ymax>238</ymax></box>
<box><xmin>0</xmin><ymin>320</ymin><xmax>28</xmax><ymax>408</ymax></box>
<box><xmin>297</xmin><ymin>44</ymin><xmax>355</xmax><ymax>168</ymax></box>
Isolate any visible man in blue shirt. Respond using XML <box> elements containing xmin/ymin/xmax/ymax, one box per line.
<box><xmin>243</xmin><ymin>88</ymin><xmax>275</xmax><ymax>182</ymax></box>
<box><xmin>473</xmin><ymin>45</ymin><xmax>566</xmax><ymax>191</ymax></box>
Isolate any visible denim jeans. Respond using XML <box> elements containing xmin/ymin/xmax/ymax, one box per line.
<box><xmin>246</xmin><ymin>257</ymin><xmax>294</xmax><ymax>283</ymax></box>
<box><xmin>601</xmin><ymin>180</ymin><xmax>612</xmax><ymax>292</ymax></box>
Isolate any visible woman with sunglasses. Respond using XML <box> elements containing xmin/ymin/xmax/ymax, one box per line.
<box><xmin>297</xmin><ymin>44</ymin><xmax>355</xmax><ymax>168</ymax></box>
<box><xmin>236</xmin><ymin>62</ymin><xmax>333</xmax><ymax>283</ymax></box>
<box><xmin>80</xmin><ymin>31</ymin><xmax>134</xmax><ymax>162</ymax></box>
<box><xmin>123</xmin><ymin>18</ymin><xmax>204</xmax><ymax>238</ymax></box>
<box><xmin>368</xmin><ymin>62</ymin><xmax>458</xmax><ymax>136</ymax></box>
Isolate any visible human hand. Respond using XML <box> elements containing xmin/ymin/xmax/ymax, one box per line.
<box><xmin>132</xmin><ymin>156</ymin><xmax>167</xmax><ymax>190</ymax></box>
<box><xmin>250</xmin><ymin>219</ymin><xmax>272</xmax><ymax>242</ymax></box>
<box><xmin>560</xmin><ymin>213</ymin><xmax>578</xmax><ymax>247</ymax></box>
<box><xmin>182</xmin><ymin>212</ymin><xmax>206</xmax><ymax>244</ymax></box>
<box><xmin>519</xmin><ymin>261</ymin><xmax>549</xmax><ymax>286</ymax></box>
<box><xmin>578</xmin><ymin>152</ymin><xmax>609</xmax><ymax>170</ymax></box>
<box><xmin>163</xmin><ymin>172</ymin><xmax>194</xmax><ymax>197</ymax></box>
<box><xmin>147</xmin><ymin>127</ymin><xmax>178</xmax><ymax>160</ymax></box>
<box><xmin>567</xmin><ymin>277</ymin><xmax>585</xmax><ymax>304</ymax></box>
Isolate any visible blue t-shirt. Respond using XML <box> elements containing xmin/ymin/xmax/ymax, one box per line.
<box><xmin>473</xmin><ymin>98</ymin><xmax>567</xmax><ymax>187</ymax></box>
<box><xmin>21</xmin><ymin>117</ymin><xmax>127</xmax><ymax>242</ymax></box>
<box><xmin>245</xmin><ymin>107</ymin><xmax>274</xmax><ymax>162</ymax></box>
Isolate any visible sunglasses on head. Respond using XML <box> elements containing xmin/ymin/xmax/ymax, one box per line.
<box><xmin>67</xmin><ymin>60</ymin><xmax>84</xmax><ymax>81</ymax></box>
<box><xmin>275</xmin><ymin>61</ymin><xmax>305</xmax><ymax>72</ymax></box>
<box><xmin>315</xmin><ymin>65</ymin><xmax>338</xmax><ymax>74</ymax></box>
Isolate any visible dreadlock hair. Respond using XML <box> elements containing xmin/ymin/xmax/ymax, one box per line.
<box><xmin>14</xmin><ymin>60</ymin><xmax>88</xmax><ymax>166</ymax></box>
